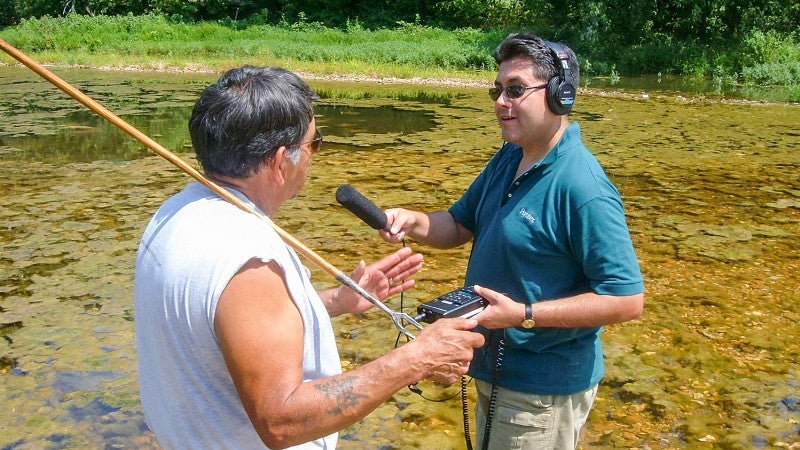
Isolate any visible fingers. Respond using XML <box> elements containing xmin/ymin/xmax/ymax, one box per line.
<box><xmin>472</xmin><ymin>285</ymin><xmax>521</xmax><ymax>329</ymax></box>
<box><xmin>351</xmin><ymin>260</ymin><xmax>368</xmax><ymax>281</ymax></box>
<box><xmin>385</xmin><ymin>253</ymin><xmax>423</xmax><ymax>283</ymax></box>
<box><xmin>473</xmin><ymin>284</ymin><xmax>500</xmax><ymax>304</ymax></box>
<box><xmin>386</xmin><ymin>278</ymin><xmax>415</xmax><ymax>297</ymax></box>
<box><xmin>443</xmin><ymin>317</ymin><xmax>480</xmax><ymax>333</ymax></box>
<box><xmin>380</xmin><ymin>209</ymin><xmax>409</xmax><ymax>242</ymax></box>
<box><xmin>413</xmin><ymin>318</ymin><xmax>485</xmax><ymax>384</ymax></box>
<box><xmin>371</xmin><ymin>247</ymin><xmax>423</xmax><ymax>290</ymax></box>
<box><xmin>370</xmin><ymin>246</ymin><xmax>413</xmax><ymax>272</ymax></box>
<box><xmin>421</xmin><ymin>318</ymin><xmax>482</xmax><ymax>344</ymax></box>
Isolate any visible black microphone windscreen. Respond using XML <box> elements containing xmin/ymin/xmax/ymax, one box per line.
<box><xmin>335</xmin><ymin>184</ymin><xmax>388</xmax><ymax>230</ymax></box>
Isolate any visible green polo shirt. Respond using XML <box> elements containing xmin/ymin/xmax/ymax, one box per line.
<box><xmin>450</xmin><ymin>122</ymin><xmax>643</xmax><ymax>395</ymax></box>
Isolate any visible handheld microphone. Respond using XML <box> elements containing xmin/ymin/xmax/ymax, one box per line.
<box><xmin>335</xmin><ymin>184</ymin><xmax>388</xmax><ymax>230</ymax></box>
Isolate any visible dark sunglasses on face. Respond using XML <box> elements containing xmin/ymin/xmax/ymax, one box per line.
<box><xmin>488</xmin><ymin>83</ymin><xmax>548</xmax><ymax>101</ymax></box>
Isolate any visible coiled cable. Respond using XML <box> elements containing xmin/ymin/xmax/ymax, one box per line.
<box><xmin>481</xmin><ymin>331</ymin><xmax>505</xmax><ymax>450</ymax></box>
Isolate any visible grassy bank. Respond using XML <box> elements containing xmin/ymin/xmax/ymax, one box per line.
<box><xmin>1</xmin><ymin>14</ymin><xmax>799</xmax><ymax>96</ymax></box>
<box><xmin>0</xmin><ymin>14</ymin><xmax>501</xmax><ymax>82</ymax></box>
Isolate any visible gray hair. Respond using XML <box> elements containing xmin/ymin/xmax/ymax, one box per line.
<box><xmin>189</xmin><ymin>65</ymin><xmax>317</xmax><ymax>178</ymax></box>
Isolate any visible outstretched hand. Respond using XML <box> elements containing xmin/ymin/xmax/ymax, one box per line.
<box><xmin>335</xmin><ymin>246</ymin><xmax>423</xmax><ymax>315</ymax></box>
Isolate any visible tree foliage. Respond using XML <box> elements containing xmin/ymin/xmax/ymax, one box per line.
<box><xmin>4</xmin><ymin>0</ymin><xmax>798</xmax><ymax>37</ymax></box>
<box><xmin>1</xmin><ymin>0</ymin><xmax>797</xmax><ymax>82</ymax></box>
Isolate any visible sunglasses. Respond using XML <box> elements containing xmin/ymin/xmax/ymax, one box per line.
<box><xmin>488</xmin><ymin>83</ymin><xmax>548</xmax><ymax>101</ymax></box>
<box><xmin>296</xmin><ymin>129</ymin><xmax>323</xmax><ymax>155</ymax></box>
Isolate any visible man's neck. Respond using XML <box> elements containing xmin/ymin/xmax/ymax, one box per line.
<box><xmin>520</xmin><ymin>119</ymin><xmax>568</xmax><ymax>161</ymax></box>
<box><xmin>208</xmin><ymin>172</ymin><xmax>281</xmax><ymax>217</ymax></box>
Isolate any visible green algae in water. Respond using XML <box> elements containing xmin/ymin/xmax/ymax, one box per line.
<box><xmin>1</xmin><ymin>67</ymin><xmax>799</xmax><ymax>449</ymax></box>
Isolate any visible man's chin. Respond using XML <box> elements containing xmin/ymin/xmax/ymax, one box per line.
<box><xmin>501</xmin><ymin>132</ymin><xmax>520</xmax><ymax>145</ymax></box>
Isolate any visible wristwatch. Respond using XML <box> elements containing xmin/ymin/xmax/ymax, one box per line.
<box><xmin>521</xmin><ymin>303</ymin><xmax>536</xmax><ymax>329</ymax></box>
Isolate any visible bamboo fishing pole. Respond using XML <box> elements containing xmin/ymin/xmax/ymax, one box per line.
<box><xmin>0</xmin><ymin>38</ymin><xmax>422</xmax><ymax>338</ymax></box>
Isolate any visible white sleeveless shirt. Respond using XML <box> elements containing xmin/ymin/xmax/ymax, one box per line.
<box><xmin>134</xmin><ymin>182</ymin><xmax>341</xmax><ymax>449</ymax></box>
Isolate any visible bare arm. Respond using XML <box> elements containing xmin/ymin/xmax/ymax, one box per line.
<box><xmin>379</xmin><ymin>209</ymin><xmax>473</xmax><ymax>249</ymax></box>
<box><xmin>215</xmin><ymin>258</ymin><xmax>484</xmax><ymax>449</ymax></box>
<box><xmin>473</xmin><ymin>284</ymin><xmax>643</xmax><ymax>329</ymax></box>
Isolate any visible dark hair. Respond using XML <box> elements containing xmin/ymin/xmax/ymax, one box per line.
<box><xmin>189</xmin><ymin>65</ymin><xmax>318</xmax><ymax>178</ymax></box>
<box><xmin>493</xmin><ymin>33</ymin><xmax>580</xmax><ymax>87</ymax></box>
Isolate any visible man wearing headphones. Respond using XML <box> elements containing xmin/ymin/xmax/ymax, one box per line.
<box><xmin>379</xmin><ymin>33</ymin><xmax>644</xmax><ymax>449</ymax></box>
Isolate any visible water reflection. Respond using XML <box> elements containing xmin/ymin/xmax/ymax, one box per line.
<box><xmin>585</xmin><ymin>74</ymin><xmax>800</xmax><ymax>103</ymax></box>
<box><xmin>0</xmin><ymin>67</ymin><xmax>798</xmax><ymax>449</ymax></box>
<box><xmin>0</xmin><ymin>99</ymin><xmax>438</xmax><ymax>163</ymax></box>
<box><xmin>317</xmin><ymin>104</ymin><xmax>436</xmax><ymax>138</ymax></box>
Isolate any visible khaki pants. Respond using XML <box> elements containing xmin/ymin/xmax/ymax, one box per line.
<box><xmin>475</xmin><ymin>380</ymin><xmax>598</xmax><ymax>450</ymax></box>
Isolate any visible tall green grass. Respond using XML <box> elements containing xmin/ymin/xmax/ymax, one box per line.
<box><xmin>0</xmin><ymin>14</ymin><xmax>500</xmax><ymax>80</ymax></box>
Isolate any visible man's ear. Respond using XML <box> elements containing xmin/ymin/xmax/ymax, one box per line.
<box><xmin>267</xmin><ymin>146</ymin><xmax>290</xmax><ymax>183</ymax></box>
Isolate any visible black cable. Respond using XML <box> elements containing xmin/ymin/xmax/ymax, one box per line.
<box><xmin>409</xmin><ymin>380</ymin><xmax>465</xmax><ymax>402</ymax></box>
<box><xmin>393</xmin><ymin>237</ymin><xmax>430</xmax><ymax>399</ymax></box>
<box><xmin>388</xmin><ymin>239</ymin><xmax>477</xmax><ymax>443</ymax></box>
<box><xmin>399</xmin><ymin>237</ymin><xmax>407</xmax><ymax>317</ymax></box>
<box><xmin>394</xmin><ymin>238</ymin><xmax>412</xmax><ymax>350</ymax></box>
<box><xmin>481</xmin><ymin>331</ymin><xmax>504</xmax><ymax>450</ymax></box>
<box><xmin>462</xmin><ymin>376</ymin><xmax>474</xmax><ymax>450</ymax></box>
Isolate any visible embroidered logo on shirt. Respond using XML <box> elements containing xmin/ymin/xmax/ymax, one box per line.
<box><xmin>519</xmin><ymin>207</ymin><xmax>536</xmax><ymax>223</ymax></box>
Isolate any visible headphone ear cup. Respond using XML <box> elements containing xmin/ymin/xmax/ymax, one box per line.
<box><xmin>546</xmin><ymin>76</ymin><xmax>569</xmax><ymax>115</ymax></box>
<box><xmin>543</xmin><ymin>40</ymin><xmax>577</xmax><ymax>115</ymax></box>
<box><xmin>557</xmin><ymin>79</ymin><xmax>576</xmax><ymax>115</ymax></box>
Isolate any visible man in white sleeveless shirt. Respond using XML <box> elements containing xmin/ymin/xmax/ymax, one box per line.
<box><xmin>134</xmin><ymin>66</ymin><xmax>485</xmax><ymax>449</ymax></box>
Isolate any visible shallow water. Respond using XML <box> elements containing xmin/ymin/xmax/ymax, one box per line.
<box><xmin>0</xmin><ymin>66</ymin><xmax>799</xmax><ymax>449</ymax></box>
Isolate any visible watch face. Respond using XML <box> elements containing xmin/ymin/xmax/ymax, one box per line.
<box><xmin>522</xmin><ymin>303</ymin><xmax>534</xmax><ymax>328</ymax></box>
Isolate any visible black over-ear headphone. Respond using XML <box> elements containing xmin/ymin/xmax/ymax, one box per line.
<box><xmin>543</xmin><ymin>41</ymin><xmax>576</xmax><ymax>115</ymax></box>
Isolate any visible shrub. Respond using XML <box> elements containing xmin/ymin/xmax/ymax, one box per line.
<box><xmin>738</xmin><ymin>30</ymin><xmax>800</xmax><ymax>85</ymax></box>
<box><xmin>742</xmin><ymin>61</ymin><xmax>800</xmax><ymax>86</ymax></box>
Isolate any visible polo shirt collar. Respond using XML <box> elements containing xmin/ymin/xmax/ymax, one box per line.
<box><xmin>536</xmin><ymin>122</ymin><xmax>582</xmax><ymax>168</ymax></box>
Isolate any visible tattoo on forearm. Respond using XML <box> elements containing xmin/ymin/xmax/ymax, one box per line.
<box><xmin>315</xmin><ymin>375</ymin><xmax>366</xmax><ymax>415</ymax></box>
